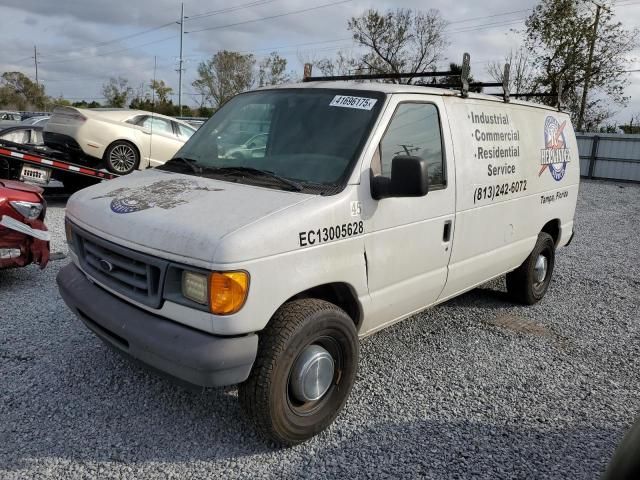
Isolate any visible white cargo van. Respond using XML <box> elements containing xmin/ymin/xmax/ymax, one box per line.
<box><xmin>57</xmin><ymin>59</ymin><xmax>578</xmax><ymax>445</ymax></box>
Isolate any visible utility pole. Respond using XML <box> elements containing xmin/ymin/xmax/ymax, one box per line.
<box><xmin>577</xmin><ymin>2</ymin><xmax>603</xmax><ymax>132</ymax></box>
<box><xmin>33</xmin><ymin>45</ymin><xmax>39</xmax><ymax>87</ymax></box>
<box><xmin>178</xmin><ymin>3</ymin><xmax>184</xmax><ymax>116</ymax></box>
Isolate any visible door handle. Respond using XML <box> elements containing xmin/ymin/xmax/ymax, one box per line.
<box><xmin>443</xmin><ymin>220</ymin><xmax>452</xmax><ymax>242</ymax></box>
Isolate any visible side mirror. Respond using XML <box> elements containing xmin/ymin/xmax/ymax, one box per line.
<box><xmin>371</xmin><ymin>155</ymin><xmax>429</xmax><ymax>200</ymax></box>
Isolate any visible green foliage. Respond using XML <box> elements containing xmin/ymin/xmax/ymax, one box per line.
<box><xmin>192</xmin><ymin>50</ymin><xmax>255</xmax><ymax>108</ymax></box>
<box><xmin>102</xmin><ymin>76</ymin><xmax>133</xmax><ymax>107</ymax></box>
<box><xmin>525</xmin><ymin>0</ymin><xmax>638</xmax><ymax>129</ymax></box>
<box><xmin>598</xmin><ymin>124</ymin><xmax>619</xmax><ymax>133</ymax></box>
<box><xmin>348</xmin><ymin>8</ymin><xmax>448</xmax><ymax>84</ymax></box>
<box><xmin>437</xmin><ymin>63</ymin><xmax>482</xmax><ymax>93</ymax></box>
<box><xmin>619</xmin><ymin>114</ymin><xmax>640</xmax><ymax>134</ymax></box>
<box><xmin>71</xmin><ymin>100</ymin><xmax>102</xmax><ymax>108</ymax></box>
<box><xmin>258</xmin><ymin>52</ymin><xmax>289</xmax><ymax>87</ymax></box>
<box><xmin>619</xmin><ymin>124</ymin><xmax>640</xmax><ymax>134</ymax></box>
<box><xmin>195</xmin><ymin>106</ymin><xmax>214</xmax><ymax>118</ymax></box>
<box><xmin>127</xmin><ymin>78</ymin><xmax>196</xmax><ymax>117</ymax></box>
<box><xmin>150</xmin><ymin>79</ymin><xmax>173</xmax><ymax>103</ymax></box>
<box><xmin>0</xmin><ymin>71</ymin><xmax>46</xmax><ymax>110</ymax></box>
<box><xmin>486</xmin><ymin>48</ymin><xmax>536</xmax><ymax>95</ymax></box>
<box><xmin>51</xmin><ymin>96</ymin><xmax>72</xmax><ymax>107</ymax></box>
<box><xmin>315</xmin><ymin>51</ymin><xmax>359</xmax><ymax>77</ymax></box>
<box><xmin>128</xmin><ymin>97</ymin><xmax>189</xmax><ymax>116</ymax></box>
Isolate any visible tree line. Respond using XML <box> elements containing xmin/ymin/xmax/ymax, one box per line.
<box><xmin>0</xmin><ymin>0</ymin><xmax>637</xmax><ymax>131</ymax></box>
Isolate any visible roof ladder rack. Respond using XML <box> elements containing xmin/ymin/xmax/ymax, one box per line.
<box><xmin>460</xmin><ymin>53</ymin><xmax>470</xmax><ymax>98</ymax></box>
<box><xmin>502</xmin><ymin>63</ymin><xmax>511</xmax><ymax>103</ymax></box>
<box><xmin>302</xmin><ymin>52</ymin><xmax>562</xmax><ymax>109</ymax></box>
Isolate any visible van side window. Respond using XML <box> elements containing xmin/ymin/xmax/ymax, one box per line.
<box><xmin>379</xmin><ymin>103</ymin><xmax>445</xmax><ymax>187</ymax></box>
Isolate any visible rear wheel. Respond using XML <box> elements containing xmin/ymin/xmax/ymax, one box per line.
<box><xmin>506</xmin><ymin>232</ymin><xmax>555</xmax><ymax>305</ymax></box>
<box><xmin>104</xmin><ymin>141</ymin><xmax>139</xmax><ymax>174</ymax></box>
<box><xmin>239</xmin><ymin>299</ymin><xmax>359</xmax><ymax>446</ymax></box>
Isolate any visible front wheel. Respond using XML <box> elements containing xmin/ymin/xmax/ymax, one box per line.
<box><xmin>506</xmin><ymin>232</ymin><xmax>556</xmax><ymax>305</ymax></box>
<box><xmin>104</xmin><ymin>141</ymin><xmax>139</xmax><ymax>174</ymax></box>
<box><xmin>239</xmin><ymin>299</ymin><xmax>359</xmax><ymax>446</ymax></box>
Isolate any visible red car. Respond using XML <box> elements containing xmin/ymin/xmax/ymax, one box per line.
<box><xmin>0</xmin><ymin>179</ymin><xmax>49</xmax><ymax>269</ymax></box>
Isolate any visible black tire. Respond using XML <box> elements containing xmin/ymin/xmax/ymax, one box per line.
<box><xmin>506</xmin><ymin>232</ymin><xmax>556</xmax><ymax>305</ymax></box>
<box><xmin>104</xmin><ymin>141</ymin><xmax>140</xmax><ymax>175</ymax></box>
<box><xmin>239</xmin><ymin>299</ymin><xmax>359</xmax><ymax>446</ymax></box>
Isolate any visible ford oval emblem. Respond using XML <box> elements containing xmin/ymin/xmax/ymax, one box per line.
<box><xmin>99</xmin><ymin>259</ymin><xmax>114</xmax><ymax>273</ymax></box>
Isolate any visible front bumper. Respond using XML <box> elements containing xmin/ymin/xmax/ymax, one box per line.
<box><xmin>57</xmin><ymin>263</ymin><xmax>258</xmax><ymax>387</ymax></box>
<box><xmin>0</xmin><ymin>219</ymin><xmax>49</xmax><ymax>269</ymax></box>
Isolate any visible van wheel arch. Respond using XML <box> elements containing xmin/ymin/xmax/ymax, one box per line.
<box><xmin>286</xmin><ymin>282</ymin><xmax>362</xmax><ymax>331</ymax></box>
<box><xmin>541</xmin><ymin>219</ymin><xmax>561</xmax><ymax>248</ymax></box>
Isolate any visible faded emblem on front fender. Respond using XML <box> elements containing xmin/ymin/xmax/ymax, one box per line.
<box><xmin>92</xmin><ymin>179</ymin><xmax>223</xmax><ymax>214</ymax></box>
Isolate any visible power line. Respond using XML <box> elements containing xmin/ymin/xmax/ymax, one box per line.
<box><xmin>38</xmin><ymin>22</ymin><xmax>177</xmax><ymax>60</ymax></box>
<box><xmin>6</xmin><ymin>55</ymin><xmax>33</xmax><ymax>64</ymax></box>
<box><xmin>183</xmin><ymin>37</ymin><xmax>353</xmax><ymax>59</ymax></box>
<box><xmin>93</xmin><ymin>22</ymin><xmax>177</xmax><ymax>49</ymax></box>
<box><xmin>38</xmin><ymin>35</ymin><xmax>178</xmax><ymax>64</ymax></box>
<box><xmin>447</xmin><ymin>9</ymin><xmax>531</xmax><ymax>25</ymax></box>
<box><xmin>186</xmin><ymin>0</ymin><xmax>279</xmax><ymax>21</ymax></box>
<box><xmin>185</xmin><ymin>0</ymin><xmax>353</xmax><ymax>34</ymax></box>
<box><xmin>449</xmin><ymin>18</ymin><xmax>526</xmax><ymax>34</ymax></box>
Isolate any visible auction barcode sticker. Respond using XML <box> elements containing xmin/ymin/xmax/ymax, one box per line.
<box><xmin>329</xmin><ymin>95</ymin><xmax>377</xmax><ymax>110</ymax></box>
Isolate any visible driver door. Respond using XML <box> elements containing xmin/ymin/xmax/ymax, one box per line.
<box><xmin>361</xmin><ymin>95</ymin><xmax>456</xmax><ymax>333</ymax></box>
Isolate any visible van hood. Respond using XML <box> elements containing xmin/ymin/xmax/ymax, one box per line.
<box><xmin>66</xmin><ymin>170</ymin><xmax>311</xmax><ymax>265</ymax></box>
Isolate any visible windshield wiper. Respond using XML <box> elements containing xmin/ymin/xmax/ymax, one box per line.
<box><xmin>207</xmin><ymin>166</ymin><xmax>303</xmax><ymax>192</ymax></box>
<box><xmin>157</xmin><ymin>156</ymin><xmax>203</xmax><ymax>174</ymax></box>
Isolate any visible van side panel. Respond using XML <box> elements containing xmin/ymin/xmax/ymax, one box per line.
<box><xmin>439</xmin><ymin>98</ymin><xmax>579</xmax><ymax>300</ymax></box>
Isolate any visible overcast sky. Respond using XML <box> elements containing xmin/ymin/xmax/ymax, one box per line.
<box><xmin>0</xmin><ymin>0</ymin><xmax>638</xmax><ymax>123</ymax></box>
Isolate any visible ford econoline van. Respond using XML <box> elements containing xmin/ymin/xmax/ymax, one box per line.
<box><xmin>58</xmin><ymin>66</ymin><xmax>578</xmax><ymax>445</ymax></box>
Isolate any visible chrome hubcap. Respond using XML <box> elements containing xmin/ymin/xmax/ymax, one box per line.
<box><xmin>109</xmin><ymin>145</ymin><xmax>136</xmax><ymax>172</ymax></box>
<box><xmin>534</xmin><ymin>254</ymin><xmax>548</xmax><ymax>284</ymax></box>
<box><xmin>290</xmin><ymin>344</ymin><xmax>335</xmax><ymax>402</ymax></box>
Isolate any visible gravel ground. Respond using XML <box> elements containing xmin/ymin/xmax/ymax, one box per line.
<box><xmin>1</xmin><ymin>179</ymin><xmax>639</xmax><ymax>479</ymax></box>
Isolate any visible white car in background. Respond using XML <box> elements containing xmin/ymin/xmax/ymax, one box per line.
<box><xmin>43</xmin><ymin>107</ymin><xmax>197</xmax><ymax>174</ymax></box>
<box><xmin>21</xmin><ymin>115</ymin><xmax>50</xmax><ymax>126</ymax></box>
<box><xmin>0</xmin><ymin>111</ymin><xmax>22</xmax><ymax>129</ymax></box>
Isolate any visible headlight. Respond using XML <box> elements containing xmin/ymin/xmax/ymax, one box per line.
<box><xmin>182</xmin><ymin>271</ymin><xmax>209</xmax><ymax>305</ymax></box>
<box><xmin>180</xmin><ymin>269</ymin><xmax>250</xmax><ymax>315</ymax></box>
<box><xmin>10</xmin><ymin>200</ymin><xmax>43</xmax><ymax>220</ymax></box>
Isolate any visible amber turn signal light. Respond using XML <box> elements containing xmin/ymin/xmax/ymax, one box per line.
<box><xmin>209</xmin><ymin>271</ymin><xmax>249</xmax><ymax>315</ymax></box>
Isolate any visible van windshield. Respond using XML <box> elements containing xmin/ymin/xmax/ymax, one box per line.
<box><xmin>160</xmin><ymin>88</ymin><xmax>385</xmax><ymax>194</ymax></box>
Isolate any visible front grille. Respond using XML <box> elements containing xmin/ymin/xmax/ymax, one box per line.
<box><xmin>71</xmin><ymin>224</ymin><xmax>168</xmax><ymax>308</ymax></box>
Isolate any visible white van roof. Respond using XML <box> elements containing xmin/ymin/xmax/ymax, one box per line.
<box><xmin>262</xmin><ymin>81</ymin><xmax>564</xmax><ymax>113</ymax></box>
